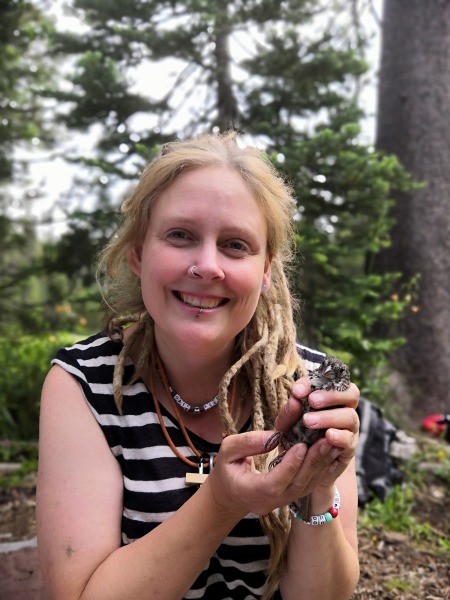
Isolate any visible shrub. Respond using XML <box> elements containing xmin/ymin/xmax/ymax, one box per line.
<box><xmin>0</xmin><ymin>332</ymin><xmax>80</xmax><ymax>440</ymax></box>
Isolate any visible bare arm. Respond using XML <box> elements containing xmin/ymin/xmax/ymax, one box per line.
<box><xmin>279</xmin><ymin>460</ymin><xmax>359</xmax><ymax>600</ymax></box>
<box><xmin>277</xmin><ymin>378</ymin><xmax>360</xmax><ymax>600</ymax></box>
<box><xmin>37</xmin><ymin>366</ymin><xmax>245</xmax><ymax>600</ymax></box>
<box><xmin>37</xmin><ymin>367</ymin><xmax>359</xmax><ymax>600</ymax></box>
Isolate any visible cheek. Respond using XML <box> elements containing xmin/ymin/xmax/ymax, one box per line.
<box><xmin>232</xmin><ymin>266</ymin><xmax>265</xmax><ymax>305</ymax></box>
<box><xmin>140</xmin><ymin>246</ymin><xmax>178</xmax><ymax>280</ymax></box>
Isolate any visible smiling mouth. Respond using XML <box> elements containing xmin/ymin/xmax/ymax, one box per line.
<box><xmin>175</xmin><ymin>292</ymin><xmax>227</xmax><ymax>309</ymax></box>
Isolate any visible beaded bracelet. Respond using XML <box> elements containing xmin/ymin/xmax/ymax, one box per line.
<box><xmin>289</xmin><ymin>487</ymin><xmax>340</xmax><ymax>525</ymax></box>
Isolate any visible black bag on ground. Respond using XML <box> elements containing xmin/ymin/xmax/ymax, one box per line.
<box><xmin>355</xmin><ymin>397</ymin><xmax>404</xmax><ymax>506</ymax></box>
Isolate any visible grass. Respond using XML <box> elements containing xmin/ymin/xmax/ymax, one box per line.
<box><xmin>359</xmin><ymin>485</ymin><xmax>416</xmax><ymax>533</ymax></box>
<box><xmin>358</xmin><ymin>435</ymin><xmax>450</xmax><ymax>561</ymax></box>
<box><xmin>0</xmin><ymin>441</ymin><xmax>38</xmax><ymax>488</ymax></box>
<box><xmin>384</xmin><ymin>577</ymin><xmax>416</xmax><ymax>593</ymax></box>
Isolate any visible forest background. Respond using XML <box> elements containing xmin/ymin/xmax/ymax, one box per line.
<box><xmin>1</xmin><ymin>0</ymin><xmax>449</xmax><ymax>442</ymax></box>
<box><xmin>2</xmin><ymin>3</ymin><xmax>450</xmax><ymax>597</ymax></box>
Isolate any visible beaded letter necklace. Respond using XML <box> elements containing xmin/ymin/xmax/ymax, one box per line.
<box><xmin>155</xmin><ymin>353</ymin><xmax>220</xmax><ymax>414</ymax></box>
<box><xmin>168</xmin><ymin>384</ymin><xmax>219</xmax><ymax>414</ymax></box>
<box><xmin>149</xmin><ymin>356</ymin><xmax>236</xmax><ymax>485</ymax></box>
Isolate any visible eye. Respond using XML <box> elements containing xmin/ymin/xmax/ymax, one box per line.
<box><xmin>166</xmin><ymin>229</ymin><xmax>192</xmax><ymax>244</ymax></box>
<box><xmin>222</xmin><ymin>239</ymin><xmax>251</xmax><ymax>255</ymax></box>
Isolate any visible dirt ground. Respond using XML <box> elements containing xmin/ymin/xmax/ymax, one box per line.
<box><xmin>0</xmin><ymin>472</ymin><xmax>449</xmax><ymax>599</ymax></box>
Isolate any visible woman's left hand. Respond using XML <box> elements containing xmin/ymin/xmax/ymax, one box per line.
<box><xmin>206</xmin><ymin>376</ymin><xmax>359</xmax><ymax>517</ymax></box>
<box><xmin>272</xmin><ymin>375</ymin><xmax>360</xmax><ymax>494</ymax></box>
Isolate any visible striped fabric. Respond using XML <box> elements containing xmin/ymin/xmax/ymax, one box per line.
<box><xmin>52</xmin><ymin>332</ymin><xmax>325</xmax><ymax>599</ymax></box>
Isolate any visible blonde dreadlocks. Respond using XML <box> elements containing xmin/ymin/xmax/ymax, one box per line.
<box><xmin>98</xmin><ymin>131</ymin><xmax>308</xmax><ymax>599</ymax></box>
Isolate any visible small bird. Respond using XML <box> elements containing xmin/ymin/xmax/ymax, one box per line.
<box><xmin>264</xmin><ymin>355</ymin><xmax>351</xmax><ymax>518</ymax></box>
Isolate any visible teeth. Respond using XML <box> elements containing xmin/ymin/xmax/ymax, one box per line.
<box><xmin>179</xmin><ymin>293</ymin><xmax>221</xmax><ymax>309</ymax></box>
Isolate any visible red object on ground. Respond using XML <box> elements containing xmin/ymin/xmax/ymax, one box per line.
<box><xmin>421</xmin><ymin>414</ymin><xmax>446</xmax><ymax>437</ymax></box>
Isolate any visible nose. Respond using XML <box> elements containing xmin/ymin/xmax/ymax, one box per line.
<box><xmin>192</xmin><ymin>243</ymin><xmax>225</xmax><ymax>281</ymax></box>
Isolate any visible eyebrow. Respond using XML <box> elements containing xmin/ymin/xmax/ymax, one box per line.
<box><xmin>157</xmin><ymin>215</ymin><xmax>263</xmax><ymax>239</ymax></box>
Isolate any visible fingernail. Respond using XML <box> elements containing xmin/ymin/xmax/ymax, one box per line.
<box><xmin>303</xmin><ymin>413</ymin><xmax>319</xmax><ymax>426</ymax></box>
<box><xmin>295</xmin><ymin>443</ymin><xmax>307</xmax><ymax>459</ymax></box>
<box><xmin>309</xmin><ymin>392</ymin><xmax>324</xmax><ymax>408</ymax></box>
<box><xmin>329</xmin><ymin>429</ymin><xmax>339</xmax><ymax>444</ymax></box>
<box><xmin>293</xmin><ymin>383</ymin><xmax>307</xmax><ymax>398</ymax></box>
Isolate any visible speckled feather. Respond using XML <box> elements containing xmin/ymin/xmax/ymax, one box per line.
<box><xmin>265</xmin><ymin>355</ymin><xmax>351</xmax><ymax>518</ymax></box>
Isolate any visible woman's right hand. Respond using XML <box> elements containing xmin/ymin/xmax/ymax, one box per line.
<box><xmin>206</xmin><ymin>430</ymin><xmax>335</xmax><ymax>518</ymax></box>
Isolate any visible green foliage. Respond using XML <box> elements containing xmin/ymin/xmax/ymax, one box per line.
<box><xmin>0</xmin><ymin>216</ymin><xmax>44</xmax><ymax>331</ymax></box>
<box><xmin>0</xmin><ymin>0</ymin><xmax>418</xmax><ymax>436</ymax></box>
<box><xmin>0</xmin><ymin>216</ymin><xmax>103</xmax><ymax>335</ymax></box>
<box><xmin>359</xmin><ymin>439</ymin><xmax>450</xmax><ymax>556</ymax></box>
<box><xmin>0</xmin><ymin>332</ymin><xmax>79</xmax><ymax>440</ymax></box>
<box><xmin>277</xmin><ymin>124</ymin><xmax>416</xmax><ymax>397</ymax></box>
<box><xmin>383</xmin><ymin>578</ymin><xmax>415</xmax><ymax>594</ymax></box>
<box><xmin>0</xmin><ymin>440</ymin><xmax>38</xmax><ymax>463</ymax></box>
<box><xmin>0</xmin><ymin>0</ymin><xmax>53</xmax><ymax>187</ymax></box>
<box><xmin>400</xmin><ymin>439</ymin><xmax>450</xmax><ymax>489</ymax></box>
<box><xmin>359</xmin><ymin>486</ymin><xmax>417</xmax><ymax>533</ymax></box>
<box><xmin>359</xmin><ymin>483</ymin><xmax>448</xmax><ymax>549</ymax></box>
<box><xmin>0</xmin><ymin>457</ymin><xmax>38</xmax><ymax>489</ymax></box>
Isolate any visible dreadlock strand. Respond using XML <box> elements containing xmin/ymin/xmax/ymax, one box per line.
<box><xmin>112</xmin><ymin>315</ymin><xmax>150</xmax><ymax>413</ymax></box>
<box><xmin>132</xmin><ymin>314</ymin><xmax>155</xmax><ymax>377</ymax></box>
<box><xmin>251</xmin><ymin>368</ymin><xmax>265</xmax><ymax>433</ymax></box>
<box><xmin>218</xmin><ymin>323</ymin><xmax>269</xmax><ymax>437</ymax></box>
<box><xmin>112</xmin><ymin>358</ymin><xmax>125</xmax><ymax>415</ymax></box>
<box><xmin>257</xmin><ymin>302</ymin><xmax>281</xmax><ymax>423</ymax></box>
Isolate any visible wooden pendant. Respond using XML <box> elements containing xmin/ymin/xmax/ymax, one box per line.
<box><xmin>185</xmin><ymin>472</ymin><xmax>208</xmax><ymax>486</ymax></box>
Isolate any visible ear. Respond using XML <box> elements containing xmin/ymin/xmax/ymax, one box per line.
<box><xmin>127</xmin><ymin>246</ymin><xmax>143</xmax><ymax>278</ymax></box>
<box><xmin>262</xmin><ymin>253</ymin><xmax>272</xmax><ymax>291</ymax></box>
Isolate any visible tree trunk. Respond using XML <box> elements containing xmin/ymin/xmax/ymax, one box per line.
<box><xmin>376</xmin><ymin>0</ymin><xmax>450</xmax><ymax>415</ymax></box>
<box><xmin>213</xmin><ymin>8</ymin><xmax>239</xmax><ymax>131</ymax></box>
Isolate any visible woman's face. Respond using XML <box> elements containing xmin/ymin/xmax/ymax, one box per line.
<box><xmin>128</xmin><ymin>166</ymin><xmax>272</xmax><ymax>360</ymax></box>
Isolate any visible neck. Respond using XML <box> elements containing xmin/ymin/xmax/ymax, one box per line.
<box><xmin>154</xmin><ymin>338</ymin><xmax>235</xmax><ymax>407</ymax></box>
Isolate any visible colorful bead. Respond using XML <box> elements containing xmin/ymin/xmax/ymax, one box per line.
<box><xmin>288</xmin><ymin>486</ymin><xmax>341</xmax><ymax>525</ymax></box>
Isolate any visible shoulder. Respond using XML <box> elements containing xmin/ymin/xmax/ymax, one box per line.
<box><xmin>52</xmin><ymin>331</ymin><xmax>121</xmax><ymax>364</ymax></box>
<box><xmin>48</xmin><ymin>331</ymin><xmax>127</xmax><ymax>416</ymax></box>
<box><xmin>51</xmin><ymin>331</ymin><xmax>122</xmax><ymax>383</ymax></box>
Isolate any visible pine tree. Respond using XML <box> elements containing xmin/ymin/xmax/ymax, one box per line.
<box><xmin>375</xmin><ymin>0</ymin><xmax>450</xmax><ymax>415</ymax></box>
<box><xmin>0</xmin><ymin>0</ymin><xmax>54</xmax><ymax>332</ymax></box>
<box><xmin>46</xmin><ymin>0</ymin><xmax>411</xmax><ymax>394</ymax></box>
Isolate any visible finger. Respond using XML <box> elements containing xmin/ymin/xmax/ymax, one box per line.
<box><xmin>286</xmin><ymin>440</ymin><xmax>344</xmax><ymax>497</ymax></box>
<box><xmin>264</xmin><ymin>443</ymin><xmax>309</xmax><ymax>496</ymax></box>
<box><xmin>303</xmin><ymin>406</ymin><xmax>359</xmax><ymax>433</ymax></box>
<box><xmin>302</xmin><ymin>439</ymin><xmax>354</xmax><ymax>485</ymax></box>
<box><xmin>291</xmin><ymin>378</ymin><xmax>313</xmax><ymax>400</ymax></box>
<box><xmin>220</xmin><ymin>431</ymin><xmax>277</xmax><ymax>462</ymax></box>
<box><xmin>325</xmin><ymin>428</ymin><xmax>359</xmax><ymax>453</ymax></box>
<box><xmin>309</xmin><ymin>382</ymin><xmax>360</xmax><ymax>409</ymax></box>
<box><xmin>274</xmin><ymin>377</ymin><xmax>314</xmax><ymax>432</ymax></box>
<box><xmin>274</xmin><ymin>395</ymin><xmax>304</xmax><ymax>432</ymax></box>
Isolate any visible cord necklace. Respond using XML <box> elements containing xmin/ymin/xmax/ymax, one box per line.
<box><xmin>149</xmin><ymin>355</ymin><xmax>236</xmax><ymax>474</ymax></box>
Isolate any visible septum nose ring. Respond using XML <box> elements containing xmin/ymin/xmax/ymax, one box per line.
<box><xmin>190</xmin><ymin>265</ymin><xmax>201</xmax><ymax>278</ymax></box>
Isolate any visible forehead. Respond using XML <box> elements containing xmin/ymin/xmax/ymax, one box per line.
<box><xmin>163</xmin><ymin>166</ymin><xmax>250</xmax><ymax>199</ymax></box>
<box><xmin>151</xmin><ymin>166</ymin><xmax>268</xmax><ymax>232</ymax></box>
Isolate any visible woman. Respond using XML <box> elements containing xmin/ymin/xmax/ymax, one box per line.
<box><xmin>37</xmin><ymin>131</ymin><xmax>360</xmax><ymax>600</ymax></box>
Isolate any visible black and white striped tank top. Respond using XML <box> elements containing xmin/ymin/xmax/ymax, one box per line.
<box><xmin>52</xmin><ymin>332</ymin><xmax>324</xmax><ymax>600</ymax></box>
